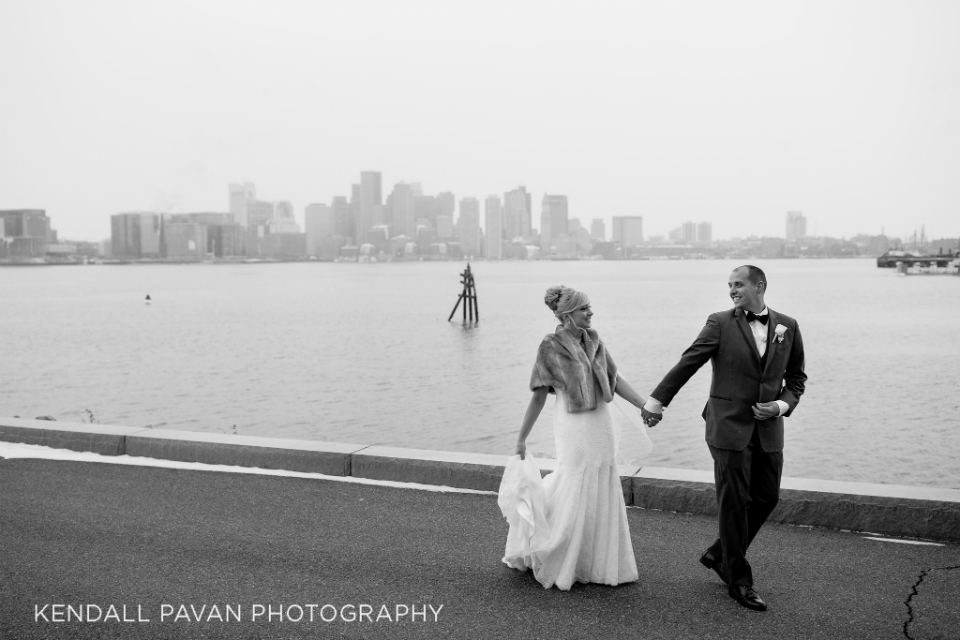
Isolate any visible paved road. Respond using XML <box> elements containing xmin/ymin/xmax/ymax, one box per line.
<box><xmin>1</xmin><ymin>457</ymin><xmax>958</xmax><ymax>640</ymax></box>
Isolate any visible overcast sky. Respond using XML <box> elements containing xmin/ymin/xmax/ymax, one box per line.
<box><xmin>1</xmin><ymin>0</ymin><xmax>958</xmax><ymax>242</ymax></box>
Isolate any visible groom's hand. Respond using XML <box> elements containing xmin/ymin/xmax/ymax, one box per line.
<box><xmin>641</xmin><ymin>408</ymin><xmax>662</xmax><ymax>428</ymax></box>
<box><xmin>752</xmin><ymin>402</ymin><xmax>780</xmax><ymax>421</ymax></box>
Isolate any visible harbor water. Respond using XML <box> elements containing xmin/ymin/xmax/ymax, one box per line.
<box><xmin>2</xmin><ymin>259</ymin><xmax>958</xmax><ymax>489</ymax></box>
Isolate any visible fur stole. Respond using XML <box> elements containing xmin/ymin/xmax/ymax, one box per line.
<box><xmin>530</xmin><ymin>326</ymin><xmax>618</xmax><ymax>413</ymax></box>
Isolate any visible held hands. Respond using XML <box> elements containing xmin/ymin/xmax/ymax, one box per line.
<box><xmin>752</xmin><ymin>402</ymin><xmax>780</xmax><ymax>421</ymax></box>
<box><xmin>640</xmin><ymin>407</ymin><xmax>662</xmax><ymax>428</ymax></box>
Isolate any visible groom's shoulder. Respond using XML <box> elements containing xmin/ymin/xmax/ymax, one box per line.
<box><xmin>708</xmin><ymin>309</ymin><xmax>737</xmax><ymax>324</ymax></box>
<box><xmin>771</xmin><ymin>309</ymin><xmax>800</xmax><ymax>328</ymax></box>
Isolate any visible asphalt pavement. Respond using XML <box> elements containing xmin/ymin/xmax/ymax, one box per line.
<box><xmin>1</xmin><ymin>457</ymin><xmax>958</xmax><ymax>640</ymax></box>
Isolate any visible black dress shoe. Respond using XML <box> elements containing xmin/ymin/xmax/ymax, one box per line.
<box><xmin>728</xmin><ymin>585</ymin><xmax>767</xmax><ymax>611</ymax></box>
<box><xmin>699</xmin><ymin>553</ymin><xmax>727</xmax><ymax>584</ymax></box>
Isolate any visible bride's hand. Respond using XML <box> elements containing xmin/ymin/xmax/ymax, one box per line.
<box><xmin>516</xmin><ymin>440</ymin><xmax>527</xmax><ymax>460</ymax></box>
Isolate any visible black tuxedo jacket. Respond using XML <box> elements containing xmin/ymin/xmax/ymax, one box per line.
<box><xmin>651</xmin><ymin>307</ymin><xmax>806</xmax><ymax>452</ymax></box>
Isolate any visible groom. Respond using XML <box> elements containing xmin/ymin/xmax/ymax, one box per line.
<box><xmin>641</xmin><ymin>265</ymin><xmax>806</xmax><ymax>611</ymax></box>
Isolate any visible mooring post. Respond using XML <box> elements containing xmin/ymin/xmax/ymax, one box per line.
<box><xmin>448</xmin><ymin>263</ymin><xmax>479</xmax><ymax>324</ymax></box>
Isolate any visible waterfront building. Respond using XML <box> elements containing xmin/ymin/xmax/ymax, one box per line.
<box><xmin>319</xmin><ymin>235</ymin><xmax>347</xmax><ymax>261</ymax></box>
<box><xmin>206</xmin><ymin>223</ymin><xmax>245</xmax><ymax>257</ymax></box>
<box><xmin>458</xmin><ymin>198</ymin><xmax>480</xmax><ymax>258</ymax></box>
<box><xmin>682</xmin><ymin>221</ymin><xmax>697</xmax><ymax>244</ymax></box>
<box><xmin>540</xmin><ymin>194</ymin><xmax>569</xmax><ymax>252</ymax></box>
<box><xmin>436</xmin><ymin>214</ymin><xmax>454</xmax><ymax>240</ymax></box>
<box><xmin>484</xmin><ymin>195</ymin><xmax>503</xmax><ymax>260</ymax></box>
<box><xmin>591</xmin><ymin>218</ymin><xmax>605</xmax><ymax>241</ymax></box>
<box><xmin>331</xmin><ymin>196</ymin><xmax>353</xmax><ymax>244</ymax></box>
<box><xmin>504</xmin><ymin>187</ymin><xmax>532</xmax><ymax>241</ymax></box>
<box><xmin>786</xmin><ymin>211</ymin><xmax>807</xmax><ymax>240</ymax></box>
<box><xmin>247</xmin><ymin>200</ymin><xmax>275</xmax><ymax>228</ymax></box>
<box><xmin>612</xmin><ymin>216</ymin><xmax>644</xmax><ymax>249</ymax></box>
<box><xmin>305</xmin><ymin>203</ymin><xmax>335</xmax><ymax>256</ymax></box>
<box><xmin>164</xmin><ymin>221</ymin><xmax>208</xmax><ymax>259</ymax></box>
<box><xmin>262</xmin><ymin>232</ymin><xmax>307</xmax><ymax>260</ymax></box>
<box><xmin>698</xmin><ymin>222</ymin><xmax>712</xmax><ymax>243</ymax></box>
<box><xmin>437</xmin><ymin>192</ymin><xmax>455</xmax><ymax>221</ymax></box>
<box><xmin>0</xmin><ymin>209</ymin><xmax>51</xmax><ymax>261</ymax></box>
<box><xmin>359</xmin><ymin>171</ymin><xmax>382</xmax><ymax>245</ymax></box>
<box><xmin>389</xmin><ymin>182</ymin><xmax>416</xmax><ymax>237</ymax></box>
<box><xmin>110</xmin><ymin>212</ymin><xmax>161</xmax><ymax>259</ymax></box>
<box><xmin>414</xmin><ymin>195</ymin><xmax>439</xmax><ymax>226</ymax></box>
<box><xmin>228</xmin><ymin>182</ymin><xmax>255</xmax><ymax>227</ymax></box>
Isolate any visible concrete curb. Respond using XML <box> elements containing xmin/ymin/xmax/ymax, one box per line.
<box><xmin>2</xmin><ymin>416</ymin><xmax>959</xmax><ymax>542</ymax></box>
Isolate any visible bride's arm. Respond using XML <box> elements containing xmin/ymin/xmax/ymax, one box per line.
<box><xmin>614</xmin><ymin>375</ymin><xmax>647</xmax><ymax>410</ymax></box>
<box><xmin>516</xmin><ymin>387</ymin><xmax>549</xmax><ymax>459</ymax></box>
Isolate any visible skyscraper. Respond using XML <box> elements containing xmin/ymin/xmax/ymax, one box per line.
<box><xmin>111</xmin><ymin>212</ymin><xmax>161</xmax><ymax>258</ymax></box>
<box><xmin>359</xmin><ymin>171</ymin><xmax>382</xmax><ymax>245</ymax></box>
<box><xmin>504</xmin><ymin>186</ymin><xmax>532</xmax><ymax>240</ymax></box>
<box><xmin>484</xmin><ymin>195</ymin><xmax>503</xmax><ymax>260</ymax></box>
<box><xmin>697</xmin><ymin>222</ymin><xmax>712</xmax><ymax>243</ymax></box>
<box><xmin>458</xmin><ymin>197</ymin><xmax>480</xmax><ymax>258</ymax></box>
<box><xmin>786</xmin><ymin>211</ymin><xmax>807</xmax><ymax>240</ymax></box>
<box><xmin>591</xmin><ymin>218</ymin><xmax>606</xmax><ymax>241</ymax></box>
<box><xmin>611</xmin><ymin>216</ymin><xmax>643</xmax><ymax>249</ymax></box>
<box><xmin>540</xmin><ymin>194</ymin><xmax>569</xmax><ymax>250</ymax></box>
<box><xmin>305</xmin><ymin>203</ymin><xmax>334</xmax><ymax>256</ymax></box>
<box><xmin>388</xmin><ymin>182</ymin><xmax>416</xmax><ymax>237</ymax></box>
<box><xmin>228</xmin><ymin>182</ymin><xmax>255</xmax><ymax>227</ymax></box>
<box><xmin>682</xmin><ymin>222</ymin><xmax>697</xmax><ymax>244</ymax></box>
<box><xmin>331</xmin><ymin>196</ymin><xmax>353</xmax><ymax>243</ymax></box>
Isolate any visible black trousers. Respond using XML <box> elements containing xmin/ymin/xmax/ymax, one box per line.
<box><xmin>705</xmin><ymin>426</ymin><xmax>783</xmax><ymax>587</ymax></box>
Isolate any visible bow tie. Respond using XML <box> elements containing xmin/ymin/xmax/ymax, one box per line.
<box><xmin>745</xmin><ymin>311</ymin><xmax>768</xmax><ymax>325</ymax></box>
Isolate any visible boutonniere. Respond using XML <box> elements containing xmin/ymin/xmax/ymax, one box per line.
<box><xmin>774</xmin><ymin>324</ymin><xmax>787</xmax><ymax>343</ymax></box>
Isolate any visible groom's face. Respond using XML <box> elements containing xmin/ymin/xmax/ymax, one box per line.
<box><xmin>728</xmin><ymin>268</ymin><xmax>764</xmax><ymax>312</ymax></box>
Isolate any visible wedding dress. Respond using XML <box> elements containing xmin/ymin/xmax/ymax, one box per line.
<box><xmin>502</xmin><ymin>377</ymin><xmax>639</xmax><ymax>590</ymax></box>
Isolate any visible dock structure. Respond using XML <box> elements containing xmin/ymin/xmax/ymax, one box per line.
<box><xmin>447</xmin><ymin>264</ymin><xmax>479</xmax><ymax>323</ymax></box>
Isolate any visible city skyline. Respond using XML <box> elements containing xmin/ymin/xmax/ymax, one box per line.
<box><xmin>2</xmin><ymin>1</ymin><xmax>958</xmax><ymax>242</ymax></box>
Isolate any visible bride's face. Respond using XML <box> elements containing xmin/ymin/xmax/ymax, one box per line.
<box><xmin>566</xmin><ymin>303</ymin><xmax>593</xmax><ymax>330</ymax></box>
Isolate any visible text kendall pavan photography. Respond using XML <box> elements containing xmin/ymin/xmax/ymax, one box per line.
<box><xmin>1</xmin><ymin>1</ymin><xmax>959</xmax><ymax>639</ymax></box>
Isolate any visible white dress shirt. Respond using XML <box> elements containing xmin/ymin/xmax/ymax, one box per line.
<box><xmin>643</xmin><ymin>306</ymin><xmax>788</xmax><ymax>417</ymax></box>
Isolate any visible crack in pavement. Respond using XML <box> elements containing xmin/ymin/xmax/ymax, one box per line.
<box><xmin>904</xmin><ymin>565</ymin><xmax>960</xmax><ymax>640</ymax></box>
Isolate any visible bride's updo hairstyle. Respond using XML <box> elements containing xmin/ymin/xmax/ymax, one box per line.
<box><xmin>545</xmin><ymin>285</ymin><xmax>589</xmax><ymax>320</ymax></box>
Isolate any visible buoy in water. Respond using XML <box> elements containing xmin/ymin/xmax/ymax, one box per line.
<box><xmin>145</xmin><ymin>294</ymin><xmax>151</xmax><ymax>305</ymax></box>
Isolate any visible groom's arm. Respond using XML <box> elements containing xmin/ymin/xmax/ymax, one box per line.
<box><xmin>647</xmin><ymin>314</ymin><xmax>721</xmax><ymax>411</ymax></box>
<box><xmin>776</xmin><ymin>320</ymin><xmax>807</xmax><ymax>416</ymax></box>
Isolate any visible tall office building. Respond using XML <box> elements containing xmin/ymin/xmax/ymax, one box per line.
<box><xmin>484</xmin><ymin>195</ymin><xmax>503</xmax><ymax>260</ymax></box>
<box><xmin>437</xmin><ymin>192</ymin><xmax>455</xmax><ymax>219</ymax></box>
<box><xmin>786</xmin><ymin>211</ymin><xmax>807</xmax><ymax>240</ymax></box>
<box><xmin>228</xmin><ymin>182</ymin><xmax>255</xmax><ymax>227</ymax></box>
<box><xmin>305</xmin><ymin>203</ymin><xmax>334</xmax><ymax>256</ymax></box>
<box><xmin>697</xmin><ymin>222</ymin><xmax>712</xmax><ymax>243</ymax></box>
<box><xmin>111</xmin><ymin>212</ymin><xmax>161</xmax><ymax>258</ymax></box>
<box><xmin>436</xmin><ymin>214</ymin><xmax>454</xmax><ymax>240</ymax></box>
<box><xmin>611</xmin><ymin>216</ymin><xmax>644</xmax><ymax>248</ymax></box>
<box><xmin>504</xmin><ymin>186</ymin><xmax>532</xmax><ymax>240</ymax></box>
<box><xmin>458</xmin><ymin>197</ymin><xmax>480</xmax><ymax>258</ymax></box>
<box><xmin>331</xmin><ymin>196</ymin><xmax>353</xmax><ymax>243</ymax></box>
<box><xmin>388</xmin><ymin>182</ymin><xmax>416</xmax><ymax>237</ymax></box>
<box><xmin>681</xmin><ymin>222</ymin><xmax>697</xmax><ymax>244</ymax></box>
<box><xmin>414</xmin><ymin>195</ymin><xmax>439</xmax><ymax>226</ymax></box>
<box><xmin>540</xmin><ymin>194</ymin><xmax>568</xmax><ymax>249</ymax></box>
<box><xmin>246</xmin><ymin>200</ymin><xmax>275</xmax><ymax>228</ymax></box>
<box><xmin>359</xmin><ymin>171</ymin><xmax>382</xmax><ymax>244</ymax></box>
<box><xmin>591</xmin><ymin>218</ymin><xmax>606</xmax><ymax>241</ymax></box>
<box><xmin>0</xmin><ymin>209</ymin><xmax>51</xmax><ymax>261</ymax></box>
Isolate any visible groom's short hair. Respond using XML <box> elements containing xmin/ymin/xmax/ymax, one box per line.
<box><xmin>738</xmin><ymin>265</ymin><xmax>767</xmax><ymax>290</ymax></box>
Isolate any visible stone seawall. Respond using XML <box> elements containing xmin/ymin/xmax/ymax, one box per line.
<box><xmin>2</xmin><ymin>416</ymin><xmax>958</xmax><ymax>542</ymax></box>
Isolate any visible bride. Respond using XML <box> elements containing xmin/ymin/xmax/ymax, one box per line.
<box><xmin>503</xmin><ymin>285</ymin><xmax>656</xmax><ymax>590</ymax></box>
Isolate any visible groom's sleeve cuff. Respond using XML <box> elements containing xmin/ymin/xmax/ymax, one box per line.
<box><xmin>643</xmin><ymin>397</ymin><xmax>663</xmax><ymax>413</ymax></box>
<box><xmin>774</xmin><ymin>400</ymin><xmax>789</xmax><ymax>416</ymax></box>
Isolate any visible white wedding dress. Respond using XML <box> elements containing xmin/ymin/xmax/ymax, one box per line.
<box><xmin>502</xmin><ymin>378</ymin><xmax>639</xmax><ymax>590</ymax></box>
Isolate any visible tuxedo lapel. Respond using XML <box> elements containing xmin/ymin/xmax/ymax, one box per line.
<box><xmin>735</xmin><ymin>309</ymin><xmax>762</xmax><ymax>364</ymax></box>
<box><xmin>761</xmin><ymin>308</ymin><xmax>779</xmax><ymax>379</ymax></box>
